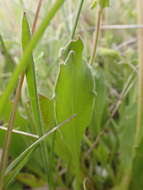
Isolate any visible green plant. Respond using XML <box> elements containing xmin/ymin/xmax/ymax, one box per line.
<box><xmin>0</xmin><ymin>0</ymin><xmax>142</xmax><ymax>190</ymax></box>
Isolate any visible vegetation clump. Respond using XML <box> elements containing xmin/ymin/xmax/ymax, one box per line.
<box><xmin>0</xmin><ymin>0</ymin><xmax>142</xmax><ymax>189</ymax></box>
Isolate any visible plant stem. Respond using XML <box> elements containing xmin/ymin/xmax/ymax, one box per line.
<box><xmin>89</xmin><ymin>6</ymin><xmax>103</xmax><ymax>65</ymax></box>
<box><xmin>0</xmin><ymin>1</ymin><xmax>44</xmax><ymax>189</ymax></box>
<box><xmin>71</xmin><ymin>0</ymin><xmax>84</xmax><ymax>39</ymax></box>
<box><xmin>32</xmin><ymin>0</ymin><xmax>43</xmax><ymax>34</ymax></box>
<box><xmin>0</xmin><ymin>126</ymin><xmax>39</xmax><ymax>138</ymax></box>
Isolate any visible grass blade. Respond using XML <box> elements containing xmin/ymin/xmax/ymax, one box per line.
<box><xmin>71</xmin><ymin>0</ymin><xmax>85</xmax><ymax>39</ymax></box>
<box><xmin>22</xmin><ymin>13</ymin><xmax>50</xmax><ymax>186</ymax></box>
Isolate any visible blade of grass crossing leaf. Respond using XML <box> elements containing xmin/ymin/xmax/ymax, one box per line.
<box><xmin>0</xmin><ymin>0</ymin><xmax>65</xmax><ymax>116</ymax></box>
<box><xmin>22</xmin><ymin>14</ymin><xmax>50</xmax><ymax>186</ymax></box>
<box><xmin>5</xmin><ymin>150</ymin><xmax>33</xmax><ymax>187</ymax></box>
<box><xmin>4</xmin><ymin>115</ymin><xmax>76</xmax><ymax>186</ymax></box>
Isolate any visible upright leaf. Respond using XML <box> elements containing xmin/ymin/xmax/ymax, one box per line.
<box><xmin>55</xmin><ymin>38</ymin><xmax>94</xmax><ymax>187</ymax></box>
<box><xmin>129</xmin><ymin>138</ymin><xmax>143</xmax><ymax>189</ymax></box>
<box><xmin>22</xmin><ymin>14</ymin><xmax>44</xmax><ymax>135</ymax></box>
<box><xmin>22</xmin><ymin>14</ymin><xmax>50</xmax><ymax>185</ymax></box>
<box><xmin>90</xmin><ymin>68</ymin><xmax>108</xmax><ymax>135</ymax></box>
<box><xmin>118</xmin><ymin>104</ymin><xmax>137</xmax><ymax>174</ymax></box>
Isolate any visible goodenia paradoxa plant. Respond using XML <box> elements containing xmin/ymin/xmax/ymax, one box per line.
<box><xmin>55</xmin><ymin>38</ymin><xmax>94</xmax><ymax>188</ymax></box>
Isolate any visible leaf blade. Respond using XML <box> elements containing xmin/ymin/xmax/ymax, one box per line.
<box><xmin>55</xmin><ymin>38</ymin><xmax>94</xmax><ymax>186</ymax></box>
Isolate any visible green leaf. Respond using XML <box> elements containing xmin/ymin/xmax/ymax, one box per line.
<box><xmin>90</xmin><ymin>0</ymin><xmax>98</xmax><ymax>8</ymax></box>
<box><xmin>39</xmin><ymin>95</ymin><xmax>56</xmax><ymax>130</ymax></box>
<box><xmin>129</xmin><ymin>134</ymin><xmax>143</xmax><ymax>190</ymax></box>
<box><xmin>7</xmin><ymin>182</ymin><xmax>23</xmax><ymax>190</ymax></box>
<box><xmin>22</xmin><ymin>13</ymin><xmax>50</xmax><ymax>183</ymax></box>
<box><xmin>114</xmin><ymin>138</ymin><xmax>143</xmax><ymax>190</ymax></box>
<box><xmin>55</xmin><ymin>38</ymin><xmax>94</xmax><ymax>184</ymax></box>
<box><xmin>38</xmin><ymin>95</ymin><xmax>56</xmax><ymax>187</ymax></box>
<box><xmin>129</xmin><ymin>138</ymin><xmax>143</xmax><ymax>190</ymax></box>
<box><xmin>118</xmin><ymin>104</ymin><xmax>136</xmax><ymax>176</ymax></box>
<box><xmin>91</xmin><ymin>0</ymin><xmax>110</xmax><ymax>9</ymax></box>
<box><xmin>16</xmin><ymin>172</ymin><xmax>45</xmax><ymax>188</ymax></box>
<box><xmin>90</xmin><ymin>68</ymin><xmax>108</xmax><ymax>135</ymax></box>
<box><xmin>5</xmin><ymin>150</ymin><xmax>33</xmax><ymax>187</ymax></box>
<box><xmin>22</xmin><ymin>14</ymin><xmax>44</xmax><ymax>135</ymax></box>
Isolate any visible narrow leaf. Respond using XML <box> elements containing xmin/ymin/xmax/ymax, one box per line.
<box><xmin>22</xmin><ymin>13</ymin><xmax>50</xmax><ymax>183</ymax></box>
